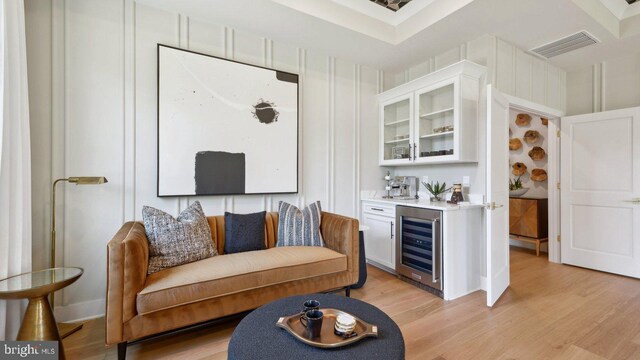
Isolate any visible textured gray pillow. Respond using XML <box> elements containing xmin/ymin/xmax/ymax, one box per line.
<box><xmin>276</xmin><ymin>201</ymin><xmax>324</xmax><ymax>247</ymax></box>
<box><xmin>142</xmin><ymin>201</ymin><xmax>217</xmax><ymax>274</ymax></box>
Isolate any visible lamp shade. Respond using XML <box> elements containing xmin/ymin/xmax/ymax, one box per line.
<box><xmin>67</xmin><ymin>177</ymin><xmax>108</xmax><ymax>185</ymax></box>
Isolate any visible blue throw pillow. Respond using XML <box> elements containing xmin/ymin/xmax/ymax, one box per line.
<box><xmin>224</xmin><ymin>211</ymin><xmax>266</xmax><ymax>254</ymax></box>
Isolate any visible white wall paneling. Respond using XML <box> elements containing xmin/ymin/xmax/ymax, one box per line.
<box><xmin>567</xmin><ymin>53</ymin><xmax>640</xmax><ymax>116</ymax></box>
<box><xmin>26</xmin><ymin>1</ymin><xmax>380</xmax><ymax>321</ymax></box>
<box><xmin>25</xmin><ymin>0</ymin><xmax>53</xmax><ymax>276</ymax></box>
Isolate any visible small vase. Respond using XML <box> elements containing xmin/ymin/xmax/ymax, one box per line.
<box><xmin>430</xmin><ymin>195</ymin><xmax>443</xmax><ymax>202</ymax></box>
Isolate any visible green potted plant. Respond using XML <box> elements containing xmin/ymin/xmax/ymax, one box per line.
<box><xmin>422</xmin><ymin>181</ymin><xmax>451</xmax><ymax>202</ymax></box>
<box><xmin>509</xmin><ymin>176</ymin><xmax>528</xmax><ymax>196</ymax></box>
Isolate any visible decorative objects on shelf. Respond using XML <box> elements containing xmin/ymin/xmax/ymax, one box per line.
<box><xmin>528</xmin><ymin>146</ymin><xmax>546</xmax><ymax>160</ymax></box>
<box><xmin>509</xmin><ymin>176</ymin><xmax>529</xmax><ymax>196</ymax></box>
<box><xmin>422</xmin><ymin>181</ymin><xmax>451</xmax><ymax>202</ymax></box>
<box><xmin>449</xmin><ymin>184</ymin><xmax>464</xmax><ymax>204</ymax></box>
<box><xmin>512</xmin><ymin>162</ymin><xmax>527</xmax><ymax>176</ymax></box>
<box><xmin>383</xmin><ymin>171</ymin><xmax>392</xmax><ymax>199</ymax></box>
<box><xmin>531</xmin><ymin>169</ymin><xmax>548</xmax><ymax>182</ymax></box>
<box><xmin>378</xmin><ymin>61</ymin><xmax>485</xmax><ymax>165</ymax></box>
<box><xmin>509</xmin><ymin>138</ymin><xmax>523</xmax><ymax>151</ymax></box>
<box><xmin>515</xmin><ymin>113</ymin><xmax>532</xmax><ymax>126</ymax></box>
<box><xmin>157</xmin><ymin>44</ymin><xmax>298</xmax><ymax>196</ymax></box>
<box><xmin>51</xmin><ymin>176</ymin><xmax>107</xmax><ymax>339</ymax></box>
<box><xmin>541</xmin><ymin>117</ymin><xmax>549</xmax><ymax>126</ymax></box>
<box><xmin>523</xmin><ymin>130</ymin><xmax>540</xmax><ymax>144</ymax></box>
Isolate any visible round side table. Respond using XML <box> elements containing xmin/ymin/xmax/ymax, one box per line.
<box><xmin>0</xmin><ymin>267</ymin><xmax>83</xmax><ymax>360</ymax></box>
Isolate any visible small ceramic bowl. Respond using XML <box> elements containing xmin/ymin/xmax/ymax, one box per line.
<box><xmin>509</xmin><ymin>188</ymin><xmax>529</xmax><ymax>197</ymax></box>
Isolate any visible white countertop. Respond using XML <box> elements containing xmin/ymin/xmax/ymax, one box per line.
<box><xmin>362</xmin><ymin>196</ymin><xmax>484</xmax><ymax>211</ymax></box>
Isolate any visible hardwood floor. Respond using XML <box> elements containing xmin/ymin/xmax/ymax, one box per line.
<box><xmin>64</xmin><ymin>247</ymin><xmax>640</xmax><ymax>359</ymax></box>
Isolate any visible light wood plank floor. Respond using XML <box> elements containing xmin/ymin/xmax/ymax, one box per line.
<box><xmin>64</xmin><ymin>247</ymin><xmax>640</xmax><ymax>359</ymax></box>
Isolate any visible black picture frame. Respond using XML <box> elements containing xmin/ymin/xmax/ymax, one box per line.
<box><xmin>156</xmin><ymin>44</ymin><xmax>299</xmax><ymax>197</ymax></box>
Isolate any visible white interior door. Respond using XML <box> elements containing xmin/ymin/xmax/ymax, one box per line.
<box><xmin>561</xmin><ymin>107</ymin><xmax>640</xmax><ymax>277</ymax></box>
<box><xmin>486</xmin><ymin>85</ymin><xmax>510</xmax><ymax>307</ymax></box>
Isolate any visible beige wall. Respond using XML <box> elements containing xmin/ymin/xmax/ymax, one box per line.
<box><xmin>567</xmin><ymin>53</ymin><xmax>640</xmax><ymax>116</ymax></box>
<box><xmin>25</xmin><ymin>0</ymin><xmax>384</xmax><ymax>321</ymax></box>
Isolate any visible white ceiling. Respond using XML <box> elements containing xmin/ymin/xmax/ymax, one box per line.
<box><xmin>135</xmin><ymin>0</ymin><xmax>640</xmax><ymax>73</ymax></box>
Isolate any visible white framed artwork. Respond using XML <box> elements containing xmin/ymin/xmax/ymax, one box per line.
<box><xmin>157</xmin><ymin>44</ymin><xmax>299</xmax><ymax>197</ymax></box>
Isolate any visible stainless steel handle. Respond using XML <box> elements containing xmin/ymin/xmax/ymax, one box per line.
<box><xmin>370</xmin><ymin>207</ymin><xmax>385</xmax><ymax>212</ymax></box>
<box><xmin>431</xmin><ymin>219</ymin><xmax>441</xmax><ymax>285</ymax></box>
<box><xmin>623</xmin><ymin>198</ymin><xmax>640</xmax><ymax>204</ymax></box>
<box><xmin>413</xmin><ymin>143</ymin><xmax>417</xmax><ymax>160</ymax></box>
<box><xmin>390</xmin><ymin>221</ymin><xmax>394</xmax><ymax>239</ymax></box>
<box><xmin>484</xmin><ymin>202</ymin><xmax>504</xmax><ymax>210</ymax></box>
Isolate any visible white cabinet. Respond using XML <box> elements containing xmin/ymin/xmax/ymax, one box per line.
<box><xmin>379</xmin><ymin>60</ymin><xmax>486</xmax><ymax>166</ymax></box>
<box><xmin>362</xmin><ymin>198</ymin><xmax>484</xmax><ymax>300</ymax></box>
<box><xmin>361</xmin><ymin>202</ymin><xmax>396</xmax><ymax>271</ymax></box>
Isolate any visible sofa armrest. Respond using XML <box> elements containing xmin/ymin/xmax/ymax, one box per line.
<box><xmin>320</xmin><ymin>212</ymin><xmax>359</xmax><ymax>285</ymax></box>
<box><xmin>105</xmin><ymin>222</ymin><xmax>149</xmax><ymax>345</ymax></box>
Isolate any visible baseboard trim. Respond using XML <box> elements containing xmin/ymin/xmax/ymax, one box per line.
<box><xmin>365</xmin><ymin>259</ymin><xmax>396</xmax><ymax>275</ymax></box>
<box><xmin>54</xmin><ymin>298</ymin><xmax>105</xmax><ymax>322</ymax></box>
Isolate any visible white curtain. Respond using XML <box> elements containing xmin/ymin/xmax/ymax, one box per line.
<box><xmin>0</xmin><ymin>0</ymin><xmax>32</xmax><ymax>341</ymax></box>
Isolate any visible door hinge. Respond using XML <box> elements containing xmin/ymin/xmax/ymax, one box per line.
<box><xmin>557</xmin><ymin>235</ymin><xmax>561</xmax><ymax>242</ymax></box>
<box><xmin>557</xmin><ymin>130</ymin><xmax>561</xmax><ymax>138</ymax></box>
<box><xmin>556</xmin><ymin>182</ymin><xmax>560</xmax><ymax>190</ymax></box>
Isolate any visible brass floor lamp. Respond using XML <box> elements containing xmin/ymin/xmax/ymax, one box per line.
<box><xmin>51</xmin><ymin>176</ymin><xmax>107</xmax><ymax>338</ymax></box>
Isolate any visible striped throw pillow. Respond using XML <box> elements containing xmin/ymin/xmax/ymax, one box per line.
<box><xmin>276</xmin><ymin>201</ymin><xmax>324</xmax><ymax>247</ymax></box>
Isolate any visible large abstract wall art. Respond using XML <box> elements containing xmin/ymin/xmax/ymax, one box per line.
<box><xmin>157</xmin><ymin>44</ymin><xmax>298</xmax><ymax>196</ymax></box>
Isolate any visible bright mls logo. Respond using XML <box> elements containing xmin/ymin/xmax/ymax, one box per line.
<box><xmin>2</xmin><ymin>341</ymin><xmax>58</xmax><ymax>359</ymax></box>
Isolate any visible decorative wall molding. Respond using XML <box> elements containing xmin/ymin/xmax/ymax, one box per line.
<box><xmin>29</xmin><ymin>3</ymin><xmax>380</xmax><ymax>321</ymax></box>
<box><xmin>123</xmin><ymin>0</ymin><xmax>136</xmax><ymax>222</ymax></box>
<box><xmin>354</xmin><ymin>63</ymin><xmax>361</xmax><ymax>218</ymax></box>
<box><xmin>297</xmin><ymin>47</ymin><xmax>306</xmax><ymax>209</ymax></box>
<box><xmin>51</xmin><ymin>0</ymin><xmax>66</xmax><ymax>308</ymax></box>
<box><xmin>327</xmin><ymin>56</ymin><xmax>336</xmax><ymax>213</ymax></box>
<box><xmin>54</xmin><ymin>298</ymin><xmax>105</xmax><ymax>323</ymax></box>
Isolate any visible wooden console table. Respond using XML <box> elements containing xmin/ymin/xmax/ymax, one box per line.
<box><xmin>509</xmin><ymin>197</ymin><xmax>548</xmax><ymax>256</ymax></box>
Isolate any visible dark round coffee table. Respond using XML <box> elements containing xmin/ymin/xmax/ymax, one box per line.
<box><xmin>228</xmin><ymin>294</ymin><xmax>405</xmax><ymax>360</ymax></box>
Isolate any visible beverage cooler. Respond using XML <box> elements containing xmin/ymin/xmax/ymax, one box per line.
<box><xmin>395</xmin><ymin>206</ymin><xmax>443</xmax><ymax>296</ymax></box>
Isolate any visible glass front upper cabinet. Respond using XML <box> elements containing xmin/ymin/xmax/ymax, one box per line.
<box><xmin>415</xmin><ymin>81</ymin><xmax>456</xmax><ymax>161</ymax></box>
<box><xmin>381</xmin><ymin>95</ymin><xmax>413</xmax><ymax>164</ymax></box>
<box><xmin>377</xmin><ymin>61</ymin><xmax>485</xmax><ymax>166</ymax></box>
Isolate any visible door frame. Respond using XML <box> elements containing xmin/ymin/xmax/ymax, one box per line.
<box><xmin>502</xmin><ymin>95</ymin><xmax>564</xmax><ymax>263</ymax></box>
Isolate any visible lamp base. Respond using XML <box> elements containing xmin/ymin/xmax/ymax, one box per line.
<box><xmin>58</xmin><ymin>322</ymin><xmax>83</xmax><ymax>339</ymax></box>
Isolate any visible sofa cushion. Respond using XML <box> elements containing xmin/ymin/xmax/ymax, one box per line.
<box><xmin>277</xmin><ymin>201</ymin><xmax>324</xmax><ymax>247</ymax></box>
<box><xmin>224</xmin><ymin>211</ymin><xmax>266</xmax><ymax>254</ymax></box>
<box><xmin>137</xmin><ymin>246</ymin><xmax>347</xmax><ymax>315</ymax></box>
<box><xmin>142</xmin><ymin>201</ymin><xmax>217</xmax><ymax>274</ymax></box>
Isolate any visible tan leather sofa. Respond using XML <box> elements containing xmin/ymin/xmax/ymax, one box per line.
<box><xmin>106</xmin><ymin>211</ymin><xmax>359</xmax><ymax>359</ymax></box>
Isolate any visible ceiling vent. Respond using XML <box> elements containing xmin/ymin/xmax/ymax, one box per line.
<box><xmin>529</xmin><ymin>31</ymin><xmax>599</xmax><ymax>59</ymax></box>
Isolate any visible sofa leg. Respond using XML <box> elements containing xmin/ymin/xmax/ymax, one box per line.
<box><xmin>345</xmin><ymin>286</ymin><xmax>351</xmax><ymax>297</ymax></box>
<box><xmin>118</xmin><ymin>342</ymin><xmax>127</xmax><ymax>360</ymax></box>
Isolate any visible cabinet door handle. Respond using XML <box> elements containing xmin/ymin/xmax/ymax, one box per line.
<box><xmin>413</xmin><ymin>143</ymin><xmax>417</xmax><ymax>161</ymax></box>
<box><xmin>390</xmin><ymin>221</ymin><xmax>394</xmax><ymax>239</ymax></box>
<box><xmin>370</xmin><ymin>207</ymin><xmax>384</xmax><ymax>212</ymax></box>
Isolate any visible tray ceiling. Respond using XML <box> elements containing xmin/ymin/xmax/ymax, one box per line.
<box><xmin>369</xmin><ymin>0</ymin><xmax>413</xmax><ymax>12</ymax></box>
<box><xmin>136</xmin><ymin>0</ymin><xmax>640</xmax><ymax>72</ymax></box>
